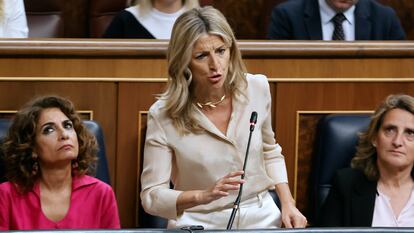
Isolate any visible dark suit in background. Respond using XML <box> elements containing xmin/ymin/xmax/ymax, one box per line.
<box><xmin>267</xmin><ymin>0</ymin><xmax>405</xmax><ymax>40</ymax></box>
<box><xmin>318</xmin><ymin>168</ymin><xmax>377</xmax><ymax>227</ymax></box>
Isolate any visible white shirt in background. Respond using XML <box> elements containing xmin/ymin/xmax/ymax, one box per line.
<box><xmin>126</xmin><ymin>5</ymin><xmax>185</xmax><ymax>39</ymax></box>
<box><xmin>0</xmin><ymin>0</ymin><xmax>28</xmax><ymax>38</ymax></box>
<box><xmin>318</xmin><ymin>0</ymin><xmax>355</xmax><ymax>41</ymax></box>
<box><xmin>372</xmin><ymin>188</ymin><xmax>414</xmax><ymax>227</ymax></box>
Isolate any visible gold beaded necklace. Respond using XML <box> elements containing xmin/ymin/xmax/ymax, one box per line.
<box><xmin>196</xmin><ymin>94</ymin><xmax>226</xmax><ymax>109</ymax></box>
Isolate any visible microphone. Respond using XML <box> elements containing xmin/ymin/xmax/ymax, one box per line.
<box><xmin>249</xmin><ymin>111</ymin><xmax>258</xmax><ymax>131</ymax></box>
<box><xmin>226</xmin><ymin>111</ymin><xmax>258</xmax><ymax>230</ymax></box>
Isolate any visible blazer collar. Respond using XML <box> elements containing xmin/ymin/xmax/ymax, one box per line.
<box><xmin>194</xmin><ymin>106</ymin><xmax>227</xmax><ymax>139</ymax></box>
<box><xmin>351</xmin><ymin>172</ymin><xmax>377</xmax><ymax>226</ymax></box>
<box><xmin>354</xmin><ymin>0</ymin><xmax>371</xmax><ymax>40</ymax></box>
<box><xmin>194</xmin><ymin>96</ymin><xmax>245</xmax><ymax>145</ymax></box>
<box><xmin>304</xmin><ymin>0</ymin><xmax>323</xmax><ymax>40</ymax></box>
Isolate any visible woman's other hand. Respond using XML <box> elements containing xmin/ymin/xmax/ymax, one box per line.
<box><xmin>281</xmin><ymin>203</ymin><xmax>307</xmax><ymax>228</ymax></box>
<box><xmin>275</xmin><ymin>183</ymin><xmax>307</xmax><ymax>228</ymax></box>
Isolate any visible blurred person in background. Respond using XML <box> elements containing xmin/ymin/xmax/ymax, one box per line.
<box><xmin>103</xmin><ymin>0</ymin><xmax>199</xmax><ymax>39</ymax></box>
<box><xmin>267</xmin><ymin>0</ymin><xmax>405</xmax><ymax>40</ymax></box>
<box><xmin>0</xmin><ymin>0</ymin><xmax>28</xmax><ymax>37</ymax></box>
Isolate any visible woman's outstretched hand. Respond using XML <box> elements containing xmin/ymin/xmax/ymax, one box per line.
<box><xmin>198</xmin><ymin>171</ymin><xmax>245</xmax><ymax>204</ymax></box>
<box><xmin>176</xmin><ymin>171</ymin><xmax>244</xmax><ymax>214</ymax></box>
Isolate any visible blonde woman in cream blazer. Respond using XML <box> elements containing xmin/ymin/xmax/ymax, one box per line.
<box><xmin>140</xmin><ymin>6</ymin><xmax>307</xmax><ymax>229</ymax></box>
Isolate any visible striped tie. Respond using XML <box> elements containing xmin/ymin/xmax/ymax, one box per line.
<box><xmin>332</xmin><ymin>13</ymin><xmax>346</xmax><ymax>40</ymax></box>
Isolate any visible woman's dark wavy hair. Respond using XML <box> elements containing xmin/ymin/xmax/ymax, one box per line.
<box><xmin>2</xmin><ymin>95</ymin><xmax>98</xmax><ymax>193</ymax></box>
<box><xmin>351</xmin><ymin>94</ymin><xmax>414</xmax><ymax>181</ymax></box>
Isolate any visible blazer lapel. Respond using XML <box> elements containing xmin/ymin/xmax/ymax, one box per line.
<box><xmin>304</xmin><ymin>0</ymin><xmax>323</xmax><ymax>40</ymax></box>
<box><xmin>351</xmin><ymin>176</ymin><xmax>377</xmax><ymax>226</ymax></box>
<box><xmin>354</xmin><ymin>0</ymin><xmax>371</xmax><ymax>40</ymax></box>
<box><xmin>194</xmin><ymin>107</ymin><xmax>232</xmax><ymax>143</ymax></box>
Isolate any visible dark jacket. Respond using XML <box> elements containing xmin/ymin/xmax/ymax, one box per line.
<box><xmin>318</xmin><ymin>167</ymin><xmax>377</xmax><ymax>226</ymax></box>
<box><xmin>267</xmin><ymin>0</ymin><xmax>405</xmax><ymax>40</ymax></box>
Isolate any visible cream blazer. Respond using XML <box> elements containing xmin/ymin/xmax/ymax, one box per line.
<box><xmin>141</xmin><ymin>73</ymin><xmax>288</xmax><ymax>220</ymax></box>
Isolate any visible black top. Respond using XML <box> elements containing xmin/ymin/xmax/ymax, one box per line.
<box><xmin>318</xmin><ymin>168</ymin><xmax>377</xmax><ymax>227</ymax></box>
<box><xmin>103</xmin><ymin>10</ymin><xmax>155</xmax><ymax>39</ymax></box>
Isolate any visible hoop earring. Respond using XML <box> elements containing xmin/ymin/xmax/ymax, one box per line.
<box><xmin>72</xmin><ymin>160</ymin><xmax>79</xmax><ymax>169</ymax></box>
<box><xmin>32</xmin><ymin>162</ymin><xmax>38</xmax><ymax>175</ymax></box>
<box><xmin>184</xmin><ymin>68</ymin><xmax>192</xmax><ymax>86</ymax></box>
<box><xmin>32</xmin><ymin>153</ymin><xmax>39</xmax><ymax>176</ymax></box>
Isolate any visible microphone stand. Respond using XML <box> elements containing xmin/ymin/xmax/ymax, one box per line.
<box><xmin>226</xmin><ymin>112</ymin><xmax>257</xmax><ymax>230</ymax></box>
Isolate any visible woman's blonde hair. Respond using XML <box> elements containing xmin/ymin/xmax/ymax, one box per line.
<box><xmin>351</xmin><ymin>94</ymin><xmax>414</xmax><ymax>180</ymax></box>
<box><xmin>161</xmin><ymin>6</ymin><xmax>247</xmax><ymax>134</ymax></box>
<box><xmin>137</xmin><ymin>0</ymin><xmax>199</xmax><ymax>16</ymax></box>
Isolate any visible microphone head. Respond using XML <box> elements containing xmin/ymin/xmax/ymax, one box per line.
<box><xmin>249</xmin><ymin>111</ymin><xmax>258</xmax><ymax>131</ymax></box>
<box><xmin>250</xmin><ymin>111</ymin><xmax>258</xmax><ymax>124</ymax></box>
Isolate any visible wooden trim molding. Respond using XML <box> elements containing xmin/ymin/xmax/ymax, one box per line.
<box><xmin>2</xmin><ymin>77</ymin><xmax>414</xmax><ymax>83</ymax></box>
<box><xmin>136</xmin><ymin>111</ymin><xmax>148</xmax><ymax>226</ymax></box>
<box><xmin>0</xmin><ymin>110</ymin><xmax>93</xmax><ymax>120</ymax></box>
<box><xmin>1</xmin><ymin>39</ymin><xmax>414</xmax><ymax>58</ymax></box>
